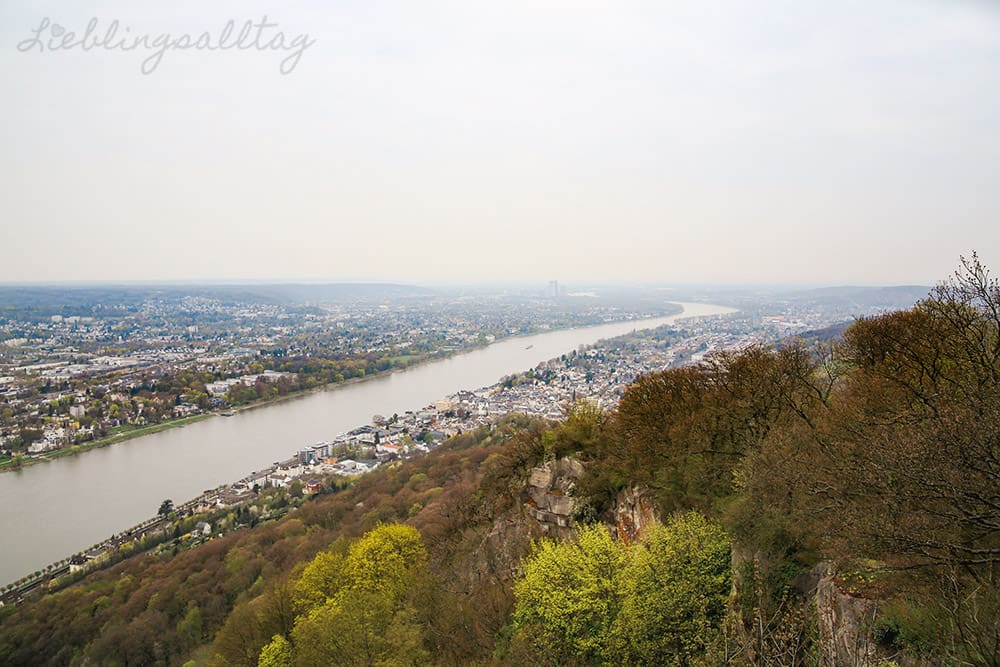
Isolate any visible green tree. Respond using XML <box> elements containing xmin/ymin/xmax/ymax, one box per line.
<box><xmin>511</xmin><ymin>514</ymin><xmax>731</xmax><ymax>665</ymax></box>
<box><xmin>292</xmin><ymin>550</ymin><xmax>345</xmax><ymax>615</ymax></box>
<box><xmin>610</xmin><ymin>512</ymin><xmax>731</xmax><ymax>665</ymax></box>
<box><xmin>284</xmin><ymin>524</ymin><xmax>431</xmax><ymax>666</ymax></box>
<box><xmin>257</xmin><ymin>634</ymin><xmax>292</xmax><ymax>667</ymax></box>
<box><xmin>291</xmin><ymin>591</ymin><xmax>393</xmax><ymax>666</ymax></box>
<box><xmin>512</xmin><ymin>523</ymin><xmax>627</xmax><ymax>662</ymax></box>
<box><xmin>343</xmin><ymin>523</ymin><xmax>427</xmax><ymax>596</ymax></box>
<box><xmin>158</xmin><ymin>499</ymin><xmax>174</xmax><ymax>517</ymax></box>
<box><xmin>550</xmin><ymin>399</ymin><xmax>605</xmax><ymax>457</ymax></box>
<box><xmin>177</xmin><ymin>605</ymin><xmax>204</xmax><ymax>651</ymax></box>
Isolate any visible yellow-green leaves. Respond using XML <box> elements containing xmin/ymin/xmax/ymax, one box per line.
<box><xmin>291</xmin><ymin>550</ymin><xmax>344</xmax><ymax>615</ymax></box>
<box><xmin>513</xmin><ymin>523</ymin><xmax>626</xmax><ymax>661</ymax></box>
<box><xmin>273</xmin><ymin>524</ymin><xmax>431</xmax><ymax>666</ymax></box>
<box><xmin>610</xmin><ymin>512</ymin><xmax>731</xmax><ymax>665</ymax></box>
<box><xmin>343</xmin><ymin>523</ymin><xmax>427</xmax><ymax>595</ymax></box>
<box><xmin>511</xmin><ymin>513</ymin><xmax>731</xmax><ymax>665</ymax></box>
<box><xmin>257</xmin><ymin>634</ymin><xmax>292</xmax><ymax>667</ymax></box>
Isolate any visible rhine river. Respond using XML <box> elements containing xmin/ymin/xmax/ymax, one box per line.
<box><xmin>0</xmin><ymin>302</ymin><xmax>734</xmax><ymax>585</ymax></box>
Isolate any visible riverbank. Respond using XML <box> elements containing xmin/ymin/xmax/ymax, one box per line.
<box><xmin>1</xmin><ymin>300</ymin><xmax>735</xmax><ymax>592</ymax></box>
<box><xmin>226</xmin><ymin>305</ymin><xmax>687</xmax><ymax>418</ymax></box>
<box><xmin>0</xmin><ymin>362</ymin><xmax>438</xmax><ymax>475</ymax></box>
<box><xmin>0</xmin><ymin>308</ymin><xmax>684</xmax><ymax>474</ymax></box>
<box><xmin>0</xmin><ymin>414</ymin><xmax>216</xmax><ymax>473</ymax></box>
<box><xmin>0</xmin><ymin>303</ymin><xmax>723</xmax><ymax>587</ymax></box>
<box><xmin>0</xmin><ymin>351</ymin><xmax>455</xmax><ymax>474</ymax></box>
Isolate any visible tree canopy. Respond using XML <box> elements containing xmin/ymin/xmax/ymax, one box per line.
<box><xmin>510</xmin><ymin>514</ymin><xmax>731</xmax><ymax>665</ymax></box>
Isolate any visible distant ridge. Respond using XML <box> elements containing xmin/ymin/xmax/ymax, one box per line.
<box><xmin>787</xmin><ymin>284</ymin><xmax>930</xmax><ymax>311</ymax></box>
<box><xmin>237</xmin><ymin>282</ymin><xmax>436</xmax><ymax>304</ymax></box>
<box><xmin>0</xmin><ymin>282</ymin><xmax>436</xmax><ymax>312</ymax></box>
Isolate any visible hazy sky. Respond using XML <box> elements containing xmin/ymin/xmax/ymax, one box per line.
<box><xmin>2</xmin><ymin>1</ymin><xmax>998</xmax><ymax>286</ymax></box>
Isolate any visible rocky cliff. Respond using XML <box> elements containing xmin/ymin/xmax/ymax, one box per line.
<box><xmin>815</xmin><ymin>573</ymin><xmax>882</xmax><ymax>666</ymax></box>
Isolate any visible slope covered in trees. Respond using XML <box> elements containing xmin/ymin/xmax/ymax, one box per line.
<box><xmin>588</xmin><ymin>254</ymin><xmax>999</xmax><ymax>665</ymax></box>
<box><xmin>0</xmin><ymin>256</ymin><xmax>997</xmax><ymax>666</ymax></box>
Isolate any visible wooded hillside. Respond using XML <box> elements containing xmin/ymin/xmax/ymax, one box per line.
<box><xmin>1</xmin><ymin>256</ymin><xmax>997</xmax><ymax>666</ymax></box>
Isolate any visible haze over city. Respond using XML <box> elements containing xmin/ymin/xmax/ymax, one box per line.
<box><xmin>4</xmin><ymin>4</ymin><xmax>1000</xmax><ymax>663</ymax></box>
<box><xmin>3</xmin><ymin>0</ymin><xmax>998</xmax><ymax>285</ymax></box>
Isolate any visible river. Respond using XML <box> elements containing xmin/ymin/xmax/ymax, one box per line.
<box><xmin>0</xmin><ymin>302</ymin><xmax>734</xmax><ymax>585</ymax></box>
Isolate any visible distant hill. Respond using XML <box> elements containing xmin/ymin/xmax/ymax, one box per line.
<box><xmin>0</xmin><ymin>282</ymin><xmax>436</xmax><ymax>316</ymax></box>
<box><xmin>788</xmin><ymin>284</ymin><xmax>930</xmax><ymax>311</ymax></box>
<box><xmin>3</xmin><ymin>266</ymin><xmax>996</xmax><ymax>666</ymax></box>
<box><xmin>776</xmin><ymin>321</ymin><xmax>851</xmax><ymax>349</ymax></box>
<box><xmin>1</xmin><ymin>269</ymin><xmax>997</xmax><ymax>665</ymax></box>
<box><xmin>239</xmin><ymin>282</ymin><xmax>436</xmax><ymax>304</ymax></box>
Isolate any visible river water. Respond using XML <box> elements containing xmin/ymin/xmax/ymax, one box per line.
<box><xmin>0</xmin><ymin>302</ymin><xmax>734</xmax><ymax>585</ymax></box>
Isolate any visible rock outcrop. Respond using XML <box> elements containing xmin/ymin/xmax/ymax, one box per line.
<box><xmin>455</xmin><ymin>457</ymin><xmax>583</xmax><ymax>587</ymax></box>
<box><xmin>611</xmin><ymin>485</ymin><xmax>660</xmax><ymax>543</ymax></box>
<box><xmin>816</xmin><ymin>573</ymin><xmax>882</xmax><ymax>667</ymax></box>
<box><xmin>524</xmin><ymin>457</ymin><xmax>583</xmax><ymax>532</ymax></box>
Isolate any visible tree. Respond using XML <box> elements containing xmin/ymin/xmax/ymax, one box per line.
<box><xmin>280</xmin><ymin>524</ymin><xmax>432</xmax><ymax>666</ymax></box>
<box><xmin>725</xmin><ymin>254</ymin><xmax>1000</xmax><ymax>661</ymax></box>
<box><xmin>511</xmin><ymin>515</ymin><xmax>731</xmax><ymax>665</ymax></box>
<box><xmin>176</xmin><ymin>605</ymin><xmax>204</xmax><ymax>651</ymax></box>
<box><xmin>291</xmin><ymin>591</ymin><xmax>394</xmax><ymax>666</ymax></box>
<box><xmin>292</xmin><ymin>550</ymin><xmax>345</xmax><ymax>614</ymax></box>
<box><xmin>512</xmin><ymin>523</ymin><xmax>626</xmax><ymax>662</ymax></box>
<box><xmin>806</xmin><ymin>254</ymin><xmax>1000</xmax><ymax>570</ymax></box>
<box><xmin>257</xmin><ymin>634</ymin><xmax>292</xmax><ymax>667</ymax></box>
<box><xmin>610</xmin><ymin>512</ymin><xmax>732</xmax><ymax>665</ymax></box>
<box><xmin>610</xmin><ymin>344</ymin><xmax>825</xmax><ymax>516</ymax></box>
<box><xmin>210</xmin><ymin>599</ymin><xmax>267</xmax><ymax>667</ymax></box>
<box><xmin>158</xmin><ymin>499</ymin><xmax>174</xmax><ymax>518</ymax></box>
<box><xmin>342</xmin><ymin>523</ymin><xmax>427</xmax><ymax>596</ymax></box>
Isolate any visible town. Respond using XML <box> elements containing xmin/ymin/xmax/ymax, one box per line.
<box><xmin>1</xmin><ymin>280</ymin><xmax>913</xmax><ymax>470</ymax></box>
<box><xmin>1</xmin><ymin>283</ymin><xmax>694</xmax><ymax>469</ymax></box>
<box><xmin>0</xmin><ymin>281</ymin><xmax>933</xmax><ymax>600</ymax></box>
<box><xmin>0</xmin><ymin>284</ymin><xmax>927</xmax><ymax>601</ymax></box>
<box><xmin>220</xmin><ymin>299</ymin><xmax>850</xmax><ymax>493</ymax></box>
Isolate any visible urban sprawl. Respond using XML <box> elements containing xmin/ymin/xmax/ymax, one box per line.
<box><xmin>0</xmin><ymin>283</ymin><xmax>921</xmax><ymax>596</ymax></box>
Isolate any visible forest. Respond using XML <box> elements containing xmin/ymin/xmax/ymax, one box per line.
<box><xmin>0</xmin><ymin>255</ymin><xmax>997</xmax><ymax>666</ymax></box>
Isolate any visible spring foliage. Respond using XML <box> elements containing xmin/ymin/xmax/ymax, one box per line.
<box><xmin>253</xmin><ymin>523</ymin><xmax>431</xmax><ymax>667</ymax></box>
<box><xmin>2</xmin><ymin>258</ymin><xmax>998</xmax><ymax>665</ymax></box>
<box><xmin>511</xmin><ymin>513</ymin><xmax>731</xmax><ymax>665</ymax></box>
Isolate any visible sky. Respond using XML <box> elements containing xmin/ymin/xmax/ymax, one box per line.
<box><xmin>1</xmin><ymin>0</ymin><xmax>998</xmax><ymax>287</ymax></box>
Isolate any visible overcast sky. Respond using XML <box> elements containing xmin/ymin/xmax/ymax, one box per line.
<box><xmin>2</xmin><ymin>0</ymin><xmax>998</xmax><ymax>286</ymax></box>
